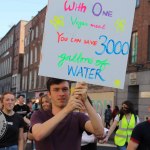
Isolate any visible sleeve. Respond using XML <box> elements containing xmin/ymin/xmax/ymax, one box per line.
<box><xmin>130</xmin><ymin>124</ymin><xmax>142</xmax><ymax>144</ymax></box>
<box><xmin>81</xmin><ymin>131</ymin><xmax>96</xmax><ymax>144</ymax></box>
<box><xmin>17</xmin><ymin>114</ymin><xmax>24</xmax><ymax>128</ymax></box>
<box><xmin>78</xmin><ymin>112</ymin><xmax>90</xmax><ymax>131</ymax></box>
<box><xmin>136</xmin><ymin>116</ymin><xmax>140</xmax><ymax>124</ymax></box>
<box><xmin>30</xmin><ymin>110</ymin><xmax>43</xmax><ymax>127</ymax></box>
<box><xmin>13</xmin><ymin>105</ymin><xmax>18</xmax><ymax>112</ymax></box>
<box><xmin>114</xmin><ymin>114</ymin><xmax>119</xmax><ymax>121</ymax></box>
<box><xmin>26</xmin><ymin>105</ymin><xmax>30</xmax><ymax>114</ymax></box>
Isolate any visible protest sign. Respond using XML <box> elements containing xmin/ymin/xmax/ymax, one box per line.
<box><xmin>39</xmin><ymin>0</ymin><xmax>136</xmax><ymax>89</ymax></box>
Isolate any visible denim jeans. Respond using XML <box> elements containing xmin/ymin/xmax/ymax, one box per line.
<box><xmin>117</xmin><ymin>145</ymin><xmax>127</xmax><ymax>150</ymax></box>
<box><xmin>0</xmin><ymin>145</ymin><xmax>18</xmax><ymax>150</ymax></box>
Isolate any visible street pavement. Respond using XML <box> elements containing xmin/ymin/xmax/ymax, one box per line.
<box><xmin>97</xmin><ymin>132</ymin><xmax>117</xmax><ymax>150</ymax></box>
<box><xmin>97</xmin><ymin>143</ymin><xmax>117</xmax><ymax>150</ymax></box>
<box><xmin>26</xmin><ymin>132</ymin><xmax>117</xmax><ymax>150</ymax></box>
<box><xmin>26</xmin><ymin>141</ymin><xmax>117</xmax><ymax>150</ymax></box>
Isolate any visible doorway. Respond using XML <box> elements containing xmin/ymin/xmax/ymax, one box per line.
<box><xmin>127</xmin><ymin>85</ymin><xmax>139</xmax><ymax>114</ymax></box>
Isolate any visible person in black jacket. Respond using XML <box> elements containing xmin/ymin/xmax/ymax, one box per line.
<box><xmin>81</xmin><ymin>96</ymin><xmax>97</xmax><ymax>150</ymax></box>
<box><xmin>127</xmin><ymin>119</ymin><xmax>150</xmax><ymax>150</ymax></box>
<box><xmin>104</xmin><ymin>105</ymin><xmax>112</xmax><ymax>129</ymax></box>
<box><xmin>13</xmin><ymin>94</ymin><xmax>30</xmax><ymax>148</ymax></box>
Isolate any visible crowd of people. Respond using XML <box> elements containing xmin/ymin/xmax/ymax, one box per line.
<box><xmin>0</xmin><ymin>78</ymin><xmax>150</xmax><ymax>150</ymax></box>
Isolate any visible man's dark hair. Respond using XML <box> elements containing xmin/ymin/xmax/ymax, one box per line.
<box><xmin>17</xmin><ymin>94</ymin><xmax>25</xmax><ymax>99</ymax></box>
<box><xmin>46</xmin><ymin>78</ymin><xmax>70</xmax><ymax>91</ymax></box>
<box><xmin>107</xmin><ymin>104</ymin><xmax>111</xmax><ymax>109</ymax></box>
<box><xmin>27</xmin><ymin>100</ymin><xmax>32</xmax><ymax>104</ymax></box>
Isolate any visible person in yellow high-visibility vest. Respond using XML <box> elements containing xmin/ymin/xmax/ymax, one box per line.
<box><xmin>100</xmin><ymin>101</ymin><xmax>140</xmax><ymax>150</ymax></box>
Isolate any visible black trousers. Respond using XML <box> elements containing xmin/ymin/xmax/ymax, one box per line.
<box><xmin>81</xmin><ymin>143</ymin><xmax>97</xmax><ymax>150</ymax></box>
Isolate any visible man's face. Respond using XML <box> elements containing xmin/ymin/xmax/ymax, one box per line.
<box><xmin>49</xmin><ymin>81</ymin><xmax>70</xmax><ymax>108</ymax></box>
<box><xmin>18</xmin><ymin>96</ymin><xmax>24</xmax><ymax>104</ymax></box>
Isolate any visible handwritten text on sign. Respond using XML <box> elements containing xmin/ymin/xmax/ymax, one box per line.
<box><xmin>39</xmin><ymin>0</ymin><xmax>136</xmax><ymax>89</ymax></box>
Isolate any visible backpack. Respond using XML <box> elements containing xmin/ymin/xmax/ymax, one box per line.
<box><xmin>105</xmin><ymin>109</ymin><xmax>112</xmax><ymax>121</ymax></box>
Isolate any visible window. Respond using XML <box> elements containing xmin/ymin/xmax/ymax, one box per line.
<box><xmin>136</xmin><ymin>0</ymin><xmax>140</xmax><ymax>8</ymax></box>
<box><xmin>130</xmin><ymin>32</ymin><xmax>138</xmax><ymax>64</ymax></box>
<box><xmin>34</xmin><ymin>47</ymin><xmax>37</xmax><ymax>62</ymax></box>
<box><xmin>4</xmin><ymin>61</ymin><xmax>6</xmax><ymax>75</ymax></box>
<box><xmin>36</xmin><ymin>26</ymin><xmax>38</xmax><ymax>38</ymax></box>
<box><xmin>43</xmin><ymin>77</ymin><xmax>47</xmax><ymax>88</ymax></box>
<box><xmin>11</xmin><ymin>35</ymin><xmax>13</xmax><ymax>45</ymax></box>
<box><xmin>33</xmin><ymin>70</ymin><xmax>37</xmax><ymax>89</ymax></box>
<box><xmin>0</xmin><ymin>45</ymin><xmax>2</xmax><ymax>55</ymax></box>
<box><xmin>4</xmin><ymin>42</ymin><xmax>5</xmax><ymax>52</ymax></box>
<box><xmin>23</xmin><ymin>55</ymin><xmax>26</xmax><ymax>68</ymax></box>
<box><xmin>27</xmin><ymin>35</ymin><xmax>30</xmax><ymax>45</ymax></box>
<box><xmin>25</xmin><ymin>75</ymin><xmax>27</xmax><ymax>90</ymax></box>
<box><xmin>30</xmin><ymin>50</ymin><xmax>33</xmax><ymax>64</ymax></box>
<box><xmin>8</xmin><ymin>57</ymin><xmax>12</xmax><ymax>73</ymax></box>
<box><xmin>9</xmin><ymin>36</ymin><xmax>11</xmax><ymax>47</ymax></box>
<box><xmin>148</xmin><ymin>26</ymin><xmax>150</xmax><ymax>61</ymax></box>
<box><xmin>31</xmin><ymin>29</ymin><xmax>34</xmax><ymax>41</ymax></box>
<box><xmin>2</xmin><ymin>62</ymin><xmax>4</xmax><ymax>76</ymax></box>
<box><xmin>22</xmin><ymin>76</ymin><xmax>25</xmax><ymax>90</ymax></box>
<box><xmin>1</xmin><ymin>45</ymin><xmax>3</xmax><ymax>54</ymax></box>
<box><xmin>40</xmin><ymin>22</ymin><xmax>44</xmax><ymax>34</ymax></box>
<box><xmin>38</xmin><ymin>76</ymin><xmax>41</xmax><ymax>88</ymax></box>
<box><xmin>29</xmin><ymin>71</ymin><xmax>32</xmax><ymax>90</ymax></box>
<box><xmin>6</xmin><ymin>39</ymin><xmax>8</xmax><ymax>50</ymax></box>
<box><xmin>12</xmin><ymin>75</ymin><xmax>17</xmax><ymax>88</ymax></box>
<box><xmin>24</xmin><ymin>37</ymin><xmax>27</xmax><ymax>47</ymax></box>
<box><xmin>0</xmin><ymin>63</ymin><xmax>1</xmax><ymax>77</ymax></box>
<box><xmin>6</xmin><ymin>59</ymin><xmax>8</xmax><ymax>74</ymax></box>
<box><xmin>26</xmin><ymin>53</ymin><xmax>29</xmax><ymax>67</ymax></box>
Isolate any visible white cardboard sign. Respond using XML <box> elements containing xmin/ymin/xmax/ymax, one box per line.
<box><xmin>39</xmin><ymin>0</ymin><xmax>136</xmax><ymax>89</ymax></box>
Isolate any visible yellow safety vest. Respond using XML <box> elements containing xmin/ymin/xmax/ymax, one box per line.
<box><xmin>114</xmin><ymin>114</ymin><xmax>136</xmax><ymax>146</ymax></box>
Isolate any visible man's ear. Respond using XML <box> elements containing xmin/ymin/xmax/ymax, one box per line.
<box><xmin>47</xmin><ymin>92</ymin><xmax>51</xmax><ymax>98</ymax></box>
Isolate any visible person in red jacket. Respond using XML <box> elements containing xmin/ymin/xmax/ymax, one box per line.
<box><xmin>112</xmin><ymin>106</ymin><xmax>119</xmax><ymax>121</ymax></box>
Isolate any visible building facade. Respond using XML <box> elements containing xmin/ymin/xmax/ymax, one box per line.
<box><xmin>21</xmin><ymin>6</ymin><xmax>47</xmax><ymax>99</ymax></box>
<box><xmin>115</xmin><ymin>0</ymin><xmax>150</xmax><ymax>121</ymax></box>
<box><xmin>11</xmin><ymin>20</ymin><xmax>28</xmax><ymax>95</ymax></box>
<box><xmin>0</xmin><ymin>27</ymin><xmax>15</xmax><ymax>93</ymax></box>
<box><xmin>0</xmin><ymin>20</ymin><xmax>28</xmax><ymax>95</ymax></box>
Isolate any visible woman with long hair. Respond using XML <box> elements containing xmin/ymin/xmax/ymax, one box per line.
<box><xmin>39</xmin><ymin>94</ymin><xmax>51</xmax><ymax>111</ymax></box>
<box><xmin>101</xmin><ymin>101</ymin><xmax>140</xmax><ymax>150</ymax></box>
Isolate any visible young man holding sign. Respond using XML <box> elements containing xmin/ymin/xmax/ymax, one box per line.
<box><xmin>30</xmin><ymin>78</ymin><xmax>104</xmax><ymax>150</ymax></box>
